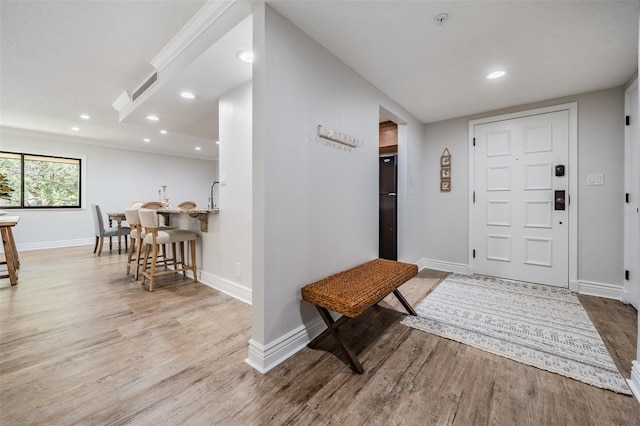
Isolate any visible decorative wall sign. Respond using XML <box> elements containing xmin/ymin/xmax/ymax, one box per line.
<box><xmin>440</xmin><ymin>148</ymin><xmax>451</xmax><ymax>192</ymax></box>
<box><xmin>317</xmin><ymin>125</ymin><xmax>363</xmax><ymax>149</ymax></box>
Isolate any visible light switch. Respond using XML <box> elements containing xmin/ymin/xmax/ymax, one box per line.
<box><xmin>587</xmin><ymin>173</ymin><xmax>604</xmax><ymax>186</ymax></box>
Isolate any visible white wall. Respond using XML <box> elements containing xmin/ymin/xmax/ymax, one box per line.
<box><xmin>396</xmin><ymin>116</ymin><xmax>427</xmax><ymax>264</ymax></box>
<box><xmin>422</xmin><ymin>87</ymin><xmax>627</xmax><ymax>293</ymax></box>
<box><xmin>423</xmin><ymin>119</ymin><xmax>470</xmax><ymax>269</ymax></box>
<box><xmin>248</xmin><ymin>5</ymin><xmax>425</xmax><ymax>372</ymax></box>
<box><xmin>199</xmin><ymin>82</ymin><xmax>253</xmax><ymax>302</ymax></box>
<box><xmin>0</xmin><ymin>128</ymin><xmax>217</xmax><ymax>251</ymax></box>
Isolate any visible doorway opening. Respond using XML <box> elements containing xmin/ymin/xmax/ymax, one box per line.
<box><xmin>379</xmin><ymin>120</ymin><xmax>398</xmax><ymax>260</ymax></box>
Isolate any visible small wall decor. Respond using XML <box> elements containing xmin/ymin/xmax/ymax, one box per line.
<box><xmin>440</xmin><ymin>148</ymin><xmax>451</xmax><ymax>192</ymax></box>
<box><xmin>311</xmin><ymin>125</ymin><xmax>364</xmax><ymax>152</ymax></box>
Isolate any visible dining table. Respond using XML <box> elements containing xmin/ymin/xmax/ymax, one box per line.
<box><xmin>0</xmin><ymin>215</ymin><xmax>20</xmax><ymax>285</ymax></box>
<box><xmin>106</xmin><ymin>212</ymin><xmax>127</xmax><ymax>254</ymax></box>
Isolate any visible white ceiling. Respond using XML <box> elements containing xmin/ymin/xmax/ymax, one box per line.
<box><xmin>271</xmin><ymin>0</ymin><xmax>639</xmax><ymax>123</ymax></box>
<box><xmin>1</xmin><ymin>1</ymin><xmax>638</xmax><ymax>160</ymax></box>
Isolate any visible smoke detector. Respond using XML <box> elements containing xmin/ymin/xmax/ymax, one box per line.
<box><xmin>434</xmin><ymin>13</ymin><xmax>448</xmax><ymax>25</ymax></box>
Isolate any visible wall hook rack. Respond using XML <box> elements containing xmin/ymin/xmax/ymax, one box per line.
<box><xmin>315</xmin><ymin>125</ymin><xmax>363</xmax><ymax>150</ymax></box>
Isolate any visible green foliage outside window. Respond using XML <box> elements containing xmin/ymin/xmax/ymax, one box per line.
<box><xmin>0</xmin><ymin>153</ymin><xmax>21</xmax><ymax>206</ymax></box>
<box><xmin>0</xmin><ymin>151</ymin><xmax>81</xmax><ymax>208</ymax></box>
<box><xmin>0</xmin><ymin>173</ymin><xmax>14</xmax><ymax>200</ymax></box>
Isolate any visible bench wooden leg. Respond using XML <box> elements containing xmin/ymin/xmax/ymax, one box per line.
<box><xmin>308</xmin><ymin>314</ymin><xmax>350</xmax><ymax>347</ymax></box>
<box><xmin>311</xmin><ymin>306</ymin><xmax>364</xmax><ymax>374</ymax></box>
<box><xmin>393</xmin><ymin>289</ymin><xmax>417</xmax><ymax>316</ymax></box>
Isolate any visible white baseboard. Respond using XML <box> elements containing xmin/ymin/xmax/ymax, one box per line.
<box><xmin>417</xmin><ymin>258</ymin><xmax>470</xmax><ymax>274</ymax></box>
<box><xmin>2</xmin><ymin>238</ymin><xmax>95</xmax><ymax>253</ymax></box>
<box><xmin>577</xmin><ymin>280</ymin><xmax>623</xmax><ymax>300</ymax></box>
<box><xmin>628</xmin><ymin>360</ymin><xmax>640</xmax><ymax>403</ymax></box>
<box><xmin>246</xmin><ymin>318</ymin><xmax>326</xmax><ymax>374</ymax></box>
<box><xmin>198</xmin><ymin>270</ymin><xmax>252</xmax><ymax>305</ymax></box>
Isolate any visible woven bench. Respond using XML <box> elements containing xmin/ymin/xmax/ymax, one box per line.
<box><xmin>301</xmin><ymin>258</ymin><xmax>418</xmax><ymax>373</ymax></box>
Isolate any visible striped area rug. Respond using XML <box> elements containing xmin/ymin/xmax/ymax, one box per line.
<box><xmin>401</xmin><ymin>274</ymin><xmax>631</xmax><ymax>394</ymax></box>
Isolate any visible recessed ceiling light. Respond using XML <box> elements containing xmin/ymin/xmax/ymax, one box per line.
<box><xmin>80</xmin><ymin>114</ymin><xmax>90</xmax><ymax>120</ymax></box>
<box><xmin>180</xmin><ymin>92</ymin><xmax>196</xmax><ymax>99</ymax></box>
<box><xmin>195</xmin><ymin>146</ymin><xmax>201</xmax><ymax>151</ymax></box>
<box><xmin>236</xmin><ymin>50</ymin><xmax>254</xmax><ymax>63</ymax></box>
<box><xmin>71</xmin><ymin>126</ymin><xmax>80</xmax><ymax>131</ymax></box>
<box><xmin>146</xmin><ymin>114</ymin><xmax>160</xmax><ymax>121</ymax></box>
<box><xmin>215</xmin><ymin>140</ymin><xmax>220</xmax><ymax>145</ymax></box>
<box><xmin>160</xmin><ymin>129</ymin><xmax>167</xmax><ymax>135</ymax></box>
<box><xmin>487</xmin><ymin>70</ymin><xmax>506</xmax><ymax>79</ymax></box>
<box><xmin>143</xmin><ymin>138</ymin><xmax>150</xmax><ymax>143</ymax></box>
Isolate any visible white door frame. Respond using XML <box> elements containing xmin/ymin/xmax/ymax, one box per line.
<box><xmin>624</xmin><ymin>78</ymin><xmax>638</xmax><ymax>308</ymax></box>
<box><xmin>468</xmin><ymin>102</ymin><xmax>578</xmax><ymax>290</ymax></box>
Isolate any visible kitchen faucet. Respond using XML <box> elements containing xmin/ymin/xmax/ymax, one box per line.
<box><xmin>209</xmin><ymin>181</ymin><xmax>219</xmax><ymax>209</ymax></box>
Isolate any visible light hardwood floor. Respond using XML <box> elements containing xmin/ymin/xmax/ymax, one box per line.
<box><xmin>1</xmin><ymin>246</ymin><xmax>639</xmax><ymax>425</ymax></box>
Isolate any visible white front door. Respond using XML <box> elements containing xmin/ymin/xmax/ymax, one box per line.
<box><xmin>473</xmin><ymin>110</ymin><xmax>569</xmax><ymax>287</ymax></box>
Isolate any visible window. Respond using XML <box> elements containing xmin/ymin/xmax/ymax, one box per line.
<box><xmin>0</xmin><ymin>151</ymin><xmax>81</xmax><ymax>208</ymax></box>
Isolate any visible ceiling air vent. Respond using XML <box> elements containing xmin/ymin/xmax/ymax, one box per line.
<box><xmin>132</xmin><ymin>72</ymin><xmax>158</xmax><ymax>102</ymax></box>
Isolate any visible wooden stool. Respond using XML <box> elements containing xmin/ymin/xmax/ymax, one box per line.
<box><xmin>0</xmin><ymin>215</ymin><xmax>20</xmax><ymax>285</ymax></box>
<box><xmin>125</xmin><ymin>207</ymin><xmax>171</xmax><ymax>280</ymax></box>
<box><xmin>178</xmin><ymin>200</ymin><xmax>197</xmax><ymax>210</ymax></box>
<box><xmin>138</xmin><ymin>209</ymin><xmax>198</xmax><ymax>292</ymax></box>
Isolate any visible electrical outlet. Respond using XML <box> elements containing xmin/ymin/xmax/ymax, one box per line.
<box><xmin>191</xmin><ymin>218</ymin><xmax>196</xmax><ymax>224</ymax></box>
<box><xmin>235</xmin><ymin>262</ymin><xmax>242</xmax><ymax>278</ymax></box>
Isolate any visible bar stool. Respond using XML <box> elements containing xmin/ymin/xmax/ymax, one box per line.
<box><xmin>128</xmin><ymin>200</ymin><xmax>145</xmax><ymax>209</ymax></box>
<box><xmin>125</xmin><ymin>208</ymin><xmax>173</xmax><ymax>280</ymax></box>
<box><xmin>140</xmin><ymin>201</ymin><xmax>163</xmax><ymax>209</ymax></box>
<box><xmin>178</xmin><ymin>201</ymin><xmax>197</xmax><ymax>210</ymax></box>
<box><xmin>124</xmin><ymin>208</ymin><xmax>145</xmax><ymax>280</ymax></box>
<box><xmin>138</xmin><ymin>208</ymin><xmax>198</xmax><ymax>292</ymax></box>
<box><xmin>141</xmin><ymin>201</ymin><xmax>171</xmax><ymax>227</ymax></box>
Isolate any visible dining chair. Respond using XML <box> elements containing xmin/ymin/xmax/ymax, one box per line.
<box><xmin>178</xmin><ymin>201</ymin><xmax>197</xmax><ymax>210</ymax></box>
<box><xmin>138</xmin><ymin>208</ymin><xmax>198</xmax><ymax>292</ymax></box>
<box><xmin>92</xmin><ymin>203</ymin><xmax>130</xmax><ymax>256</ymax></box>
